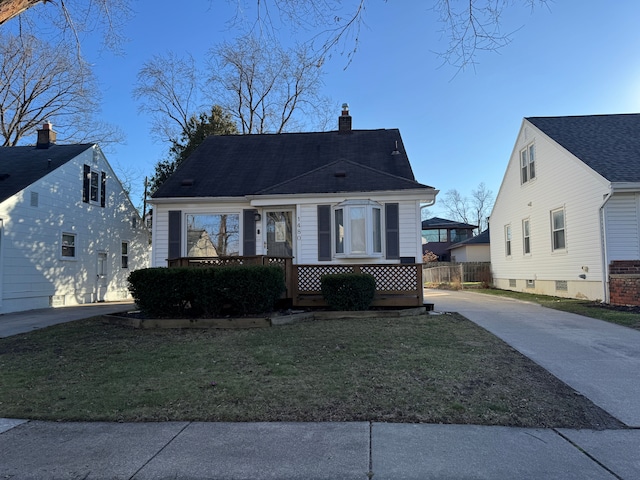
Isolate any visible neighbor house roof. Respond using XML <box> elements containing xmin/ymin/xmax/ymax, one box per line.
<box><xmin>421</xmin><ymin>217</ymin><xmax>477</xmax><ymax>230</ymax></box>
<box><xmin>0</xmin><ymin>144</ymin><xmax>92</xmax><ymax>203</ymax></box>
<box><xmin>527</xmin><ymin>114</ymin><xmax>640</xmax><ymax>183</ymax></box>
<box><xmin>449</xmin><ymin>228</ymin><xmax>490</xmax><ymax>250</ymax></box>
<box><xmin>152</xmin><ymin>129</ymin><xmax>433</xmax><ymax>198</ymax></box>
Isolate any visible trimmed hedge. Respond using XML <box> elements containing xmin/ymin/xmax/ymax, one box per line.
<box><xmin>320</xmin><ymin>273</ymin><xmax>377</xmax><ymax>311</ymax></box>
<box><xmin>127</xmin><ymin>266</ymin><xmax>285</xmax><ymax>318</ymax></box>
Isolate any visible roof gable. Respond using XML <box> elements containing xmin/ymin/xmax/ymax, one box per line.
<box><xmin>0</xmin><ymin>144</ymin><xmax>92</xmax><ymax>203</ymax></box>
<box><xmin>153</xmin><ymin>129</ymin><xmax>433</xmax><ymax>198</ymax></box>
<box><xmin>527</xmin><ymin>114</ymin><xmax>640</xmax><ymax>183</ymax></box>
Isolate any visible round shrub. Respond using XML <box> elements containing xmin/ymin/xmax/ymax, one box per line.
<box><xmin>320</xmin><ymin>273</ymin><xmax>376</xmax><ymax>311</ymax></box>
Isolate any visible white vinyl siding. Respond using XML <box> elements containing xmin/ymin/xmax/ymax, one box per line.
<box><xmin>153</xmin><ymin>197</ymin><xmax>427</xmax><ymax>266</ymax></box>
<box><xmin>0</xmin><ymin>146</ymin><xmax>148</xmax><ymax>313</ymax></box>
<box><xmin>490</xmin><ymin>119</ymin><xmax>610</xmax><ymax>300</ymax></box>
<box><xmin>604</xmin><ymin>192</ymin><xmax>640</xmax><ymax>261</ymax></box>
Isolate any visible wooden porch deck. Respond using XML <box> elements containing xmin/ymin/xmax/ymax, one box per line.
<box><xmin>167</xmin><ymin>256</ymin><xmax>423</xmax><ymax>308</ymax></box>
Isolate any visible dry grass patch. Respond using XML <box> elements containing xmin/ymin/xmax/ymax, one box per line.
<box><xmin>0</xmin><ymin>313</ymin><xmax>622</xmax><ymax>429</ymax></box>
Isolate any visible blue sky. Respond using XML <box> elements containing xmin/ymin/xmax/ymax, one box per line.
<box><xmin>18</xmin><ymin>1</ymin><xmax>640</xmax><ymax>212</ymax></box>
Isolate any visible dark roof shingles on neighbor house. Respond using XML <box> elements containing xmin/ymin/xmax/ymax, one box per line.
<box><xmin>0</xmin><ymin>144</ymin><xmax>91</xmax><ymax>203</ymax></box>
<box><xmin>527</xmin><ymin>114</ymin><xmax>640</xmax><ymax>183</ymax></box>
<box><xmin>153</xmin><ymin>129</ymin><xmax>432</xmax><ymax>198</ymax></box>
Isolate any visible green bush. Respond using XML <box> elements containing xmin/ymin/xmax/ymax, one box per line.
<box><xmin>320</xmin><ymin>273</ymin><xmax>377</xmax><ymax>311</ymax></box>
<box><xmin>127</xmin><ymin>265</ymin><xmax>285</xmax><ymax>318</ymax></box>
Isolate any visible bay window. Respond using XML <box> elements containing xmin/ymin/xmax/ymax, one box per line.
<box><xmin>334</xmin><ymin>200</ymin><xmax>383</xmax><ymax>257</ymax></box>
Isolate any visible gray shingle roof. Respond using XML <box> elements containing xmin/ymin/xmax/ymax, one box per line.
<box><xmin>449</xmin><ymin>228</ymin><xmax>490</xmax><ymax>249</ymax></box>
<box><xmin>421</xmin><ymin>217</ymin><xmax>478</xmax><ymax>230</ymax></box>
<box><xmin>0</xmin><ymin>144</ymin><xmax>92</xmax><ymax>203</ymax></box>
<box><xmin>152</xmin><ymin>129</ymin><xmax>433</xmax><ymax>198</ymax></box>
<box><xmin>527</xmin><ymin>114</ymin><xmax>640</xmax><ymax>183</ymax></box>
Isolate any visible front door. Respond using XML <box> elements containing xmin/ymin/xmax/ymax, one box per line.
<box><xmin>96</xmin><ymin>252</ymin><xmax>108</xmax><ymax>302</ymax></box>
<box><xmin>265</xmin><ymin>211</ymin><xmax>293</xmax><ymax>257</ymax></box>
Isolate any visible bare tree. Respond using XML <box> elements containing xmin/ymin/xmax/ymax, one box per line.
<box><xmin>0</xmin><ymin>32</ymin><xmax>121</xmax><ymax>146</ymax></box>
<box><xmin>225</xmin><ymin>0</ymin><xmax>549</xmax><ymax>69</ymax></box>
<box><xmin>439</xmin><ymin>182</ymin><xmax>493</xmax><ymax>233</ymax></box>
<box><xmin>133</xmin><ymin>52</ymin><xmax>203</xmax><ymax>143</ymax></box>
<box><xmin>0</xmin><ymin>0</ymin><xmax>132</xmax><ymax>53</ymax></box>
<box><xmin>208</xmin><ymin>34</ymin><xmax>333</xmax><ymax>134</ymax></box>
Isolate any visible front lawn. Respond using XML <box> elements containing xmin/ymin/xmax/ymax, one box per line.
<box><xmin>0</xmin><ymin>314</ymin><xmax>622</xmax><ymax>429</ymax></box>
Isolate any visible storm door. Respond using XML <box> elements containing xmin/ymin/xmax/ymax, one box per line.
<box><xmin>265</xmin><ymin>211</ymin><xmax>293</xmax><ymax>257</ymax></box>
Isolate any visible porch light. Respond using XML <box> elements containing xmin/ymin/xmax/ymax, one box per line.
<box><xmin>254</xmin><ymin>212</ymin><xmax>262</xmax><ymax>222</ymax></box>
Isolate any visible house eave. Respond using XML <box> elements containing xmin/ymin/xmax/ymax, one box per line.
<box><xmin>248</xmin><ymin>189</ymin><xmax>438</xmax><ymax>206</ymax></box>
<box><xmin>149</xmin><ymin>188</ymin><xmax>439</xmax><ymax>207</ymax></box>
<box><xmin>610</xmin><ymin>182</ymin><xmax>640</xmax><ymax>193</ymax></box>
<box><xmin>148</xmin><ymin>196</ymin><xmax>244</xmax><ymax>205</ymax></box>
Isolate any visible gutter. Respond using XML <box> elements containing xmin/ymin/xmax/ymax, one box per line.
<box><xmin>599</xmin><ymin>189</ymin><xmax>612</xmax><ymax>304</ymax></box>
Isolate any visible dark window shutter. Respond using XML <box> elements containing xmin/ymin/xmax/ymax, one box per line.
<box><xmin>243</xmin><ymin>209</ymin><xmax>257</xmax><ymax>256</ymax></box>
<box><xmin>82</xmin><ymin>165</ymin><xmax>90</xmax><ymax>203</ymax></box>
<box><xmin>168</xmin><ymin>210</ymin><xmax>182</xmax><ymax>260</ymax></box>
<box><xmin>385</xmin><ymin>203</ymin><xmax>400</xmax><ymax>260</ymax></box>
<box><xmin>317</xmin><ymin>205</ymin><xmax>331</xmax><ymax>261</ymax></box>
<box><xmin>100</xmin><ymin>171</ymin><xmax>106</xmax><ymax>207</ymax></box>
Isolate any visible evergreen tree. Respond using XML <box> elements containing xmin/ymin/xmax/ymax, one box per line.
<box><xmin>149</xmin><ymin>105</ymin><xmax>238</xmax><ymax>194</ymax></box>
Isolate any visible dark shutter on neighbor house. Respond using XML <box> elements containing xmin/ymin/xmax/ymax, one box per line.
<box><xmin>82</xmin><ymin>165</ymin><xmax>90</xmax><ymax>203</ymax></box>
<box><xmin>317</xmin><ymin>205</ymin><xmax>331</xmax><ymax>261</ymax></box>
<box><xmin>243</xmin><ymin>209</ymin><xmax>257</xmax><ymax>256</ymax></box>
<box><xmin>385</xmin><ymin>203</ymin><xmax>399</xmax><ymax>260</ymax></box>
<box><xmin>100</xmin><ymin>171</ymin><xmax>106</xmax><ymax>207</ymax></box>
<box><xmin>168</xmin><ymin>210</ymin><xmax>182</xmax><ymax>260</ymax></box>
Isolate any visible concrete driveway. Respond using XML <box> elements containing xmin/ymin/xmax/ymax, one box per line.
<box><xmin>425</xmin><ymin>288</ymin><xmax>640</xmax><ymax>427</ymax></box>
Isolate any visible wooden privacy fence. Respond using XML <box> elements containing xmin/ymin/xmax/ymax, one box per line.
<box><xmin>422</xmin><ymin>262</ymin><xmax>491</xmax><ymax>285</ymax></box>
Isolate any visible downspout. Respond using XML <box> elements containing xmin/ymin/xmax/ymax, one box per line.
<box><xmin>599</xmin><ymin>189</ymin><xmax>613</xmax><ymax>303</ymax></box>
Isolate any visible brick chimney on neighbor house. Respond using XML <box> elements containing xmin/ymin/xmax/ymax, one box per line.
<box><xmin>36</xmin><ymin>121</ymin><xmax>56</xmax><ymax>149</ymax></box>
<box><xmin>338</xmin><ymin>103</ymin><xmax>352</xmax><ymax>133</ymax></box>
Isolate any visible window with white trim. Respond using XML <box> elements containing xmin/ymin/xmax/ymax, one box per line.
<box><xmin>551</xmin><ymin>208</ymin><xmax>566</xmax><ymax>251</ymax></box>
<box><xmin>505</xmin><ymin>224</ymin><xmax>512</xmax><ymax>257</ymax></box>
<box><xmin>61</xmin><ymin>233</ymin><xmax>76</xmax><ymax>258</ymax></box>
<box><xmin>186</xmin><ymin>213</ymin><xmax>240</xmax><ymax>257</ymax></box>
<box><xmin>334</xmin><ymin>200</ymin><xmax>382</xmax><ymax>257</ymax></box>
<box><xmin>121</xmin><ymin>242</ymin><xmax>129</xmax><ymax>268</ymax></box>
<box><xmin>83</xmin><ymin>165</ymin><xmax>106</xmax><ymax>207</ymax></box>
<box><xmin>522</xmin><ymin>219</ymin><xmax>531</xmax><ymax>255</ymax></box>
<box><xmin>520</xmin><ymin>143</ymin><xmax>536</xmax><ymax>184</ymax></box>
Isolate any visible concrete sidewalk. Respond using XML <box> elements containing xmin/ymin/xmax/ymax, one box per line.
<box><xmin>2</xmin><ymin>293</ymin><xmax>640</xmax><ymax>478</ymax></box>
<box><xmin>1</xmin><ymin>420</ymin><xmax>638</xmax><ymax>479</ymax></box>
<box><xmin>425</xmin><ymin>289</ymin><xmax>640</xmax><ymax>428</ymax></box>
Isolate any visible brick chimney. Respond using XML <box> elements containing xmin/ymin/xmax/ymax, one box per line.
<box><xmin>338</xmin><ymin>103</ymin><xmax>352</xmax><ymax>133</ymax></box>
<box><xmin>36</xmin><ymin>121</ymin><xmax>56</xmax><ymax>149</ymax></box>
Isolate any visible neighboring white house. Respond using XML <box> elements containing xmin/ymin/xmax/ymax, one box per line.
<box><xmin>449</xmin><ymin>228</ymin><xmax>490</xmax><ymax>263</ymax></box>
<box><xmin>490</xmin><ymin>114</ymin><xmax>640</xmax><ymax>302</ymax></box>
<box><xmin>0</xmin><ymin>123</ymin><xmax>149</xmax><ymax>314</ymax></box>
<box><xmin>149</xmin><ymin>106</ymin><xmax>438</xmax><ymax>306</ymax></box>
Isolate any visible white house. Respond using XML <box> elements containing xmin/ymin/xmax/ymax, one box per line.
<box><xmin>149</xmin><ymin>106</ymin><xmax>438</xmax><ymax>307</ymax></box>
<box><xmin>449</xmin><ymin>228</ymin><xmax>490</xmax><ymax>263</ymax></box>
<box><xmin>490</xmin><ymin>114</ymin><xmax>640</xmax><ymax>303</ymax></box>
<box><xmin>0</xmin><ymin>123</ymin><xmax>149</xmax><ymax>314</ymax></box>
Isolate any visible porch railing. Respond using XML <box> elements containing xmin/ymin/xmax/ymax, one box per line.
<box><xmin>292</xmin><ymin>263</ymin><xmax>423</xmax><ymax>307</ymax></box>
<box><xmin>167</xmin><ymin>257</ymin><xmax>423</xmax><ymax>308</ymax></box>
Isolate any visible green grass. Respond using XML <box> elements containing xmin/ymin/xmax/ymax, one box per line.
<box><xmin>0</xmin><ymin>314</ymin><xmax>622</xmax><ymax>429</ymax></box>
<box><xmin>474</xmin><ymin>288</ymin><xmax>640</xmax><ymax>329</ymax></box>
